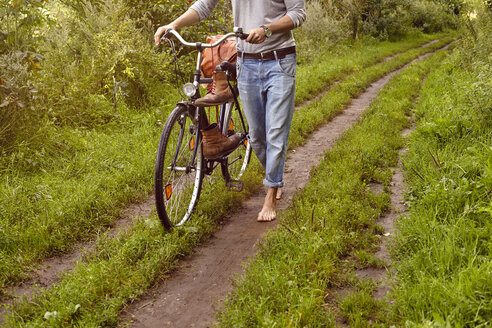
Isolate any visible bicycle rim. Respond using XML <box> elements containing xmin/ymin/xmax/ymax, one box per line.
<box><xmin>221</xmin><ymin>102</ymin><xmax>251</xmax><ymax>180</ymax></box>
<box><xmin>155</xmin><ymin>105</ymin><xmax>203</xmax><ymax>229</ymax></box>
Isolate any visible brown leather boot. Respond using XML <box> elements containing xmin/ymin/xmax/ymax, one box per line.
<box><xmin>201</xmin><ymin>123</ymin><xmax>241</xmax><ymax>159</ymax></box>
<box><xmin>195</xmin><ymin>71</ymin><xmax>234</xmax><ymax>107</ymax></box>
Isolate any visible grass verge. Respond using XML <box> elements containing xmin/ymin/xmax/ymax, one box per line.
<box><xmin>389</xmin><ymin>41</ymin><xmax>491</xmax><ymax>326</ymax></box>
<box><xmin>289</xmin><ymin>36</ymin><xmax>455</xmax><ymax>149</ymax></box>
<box><xmin>294</xmin><ymin>32</ymin><xmax>451</xmax><ymax>106</ymax></box>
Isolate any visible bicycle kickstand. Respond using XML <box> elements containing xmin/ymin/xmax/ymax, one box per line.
<box><xmin>227</xmin><ymin>179</ymin><xmax>244</xmax><ymax>192</ymax></box>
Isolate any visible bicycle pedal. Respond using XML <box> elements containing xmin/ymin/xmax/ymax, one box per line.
<box><xmin>227</xmin><ymin>179</ymin><xmax>243</xmax><ymax>192</ymax></box>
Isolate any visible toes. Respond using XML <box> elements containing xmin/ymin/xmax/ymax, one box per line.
<box><xmin>257</xmin><ymin>210</ymin><xmax>276</xmax><ymax>222</ymax></box>
<box><xmin>257</xmin><ymin>212</ymin><xmax>266</xmax><ymax>222</ymax></box>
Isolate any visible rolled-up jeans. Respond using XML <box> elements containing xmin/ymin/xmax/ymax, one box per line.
<box><xmin>237</xmin><ymin>52</ymin><xmax>296</xmax><ymax>188</ymax></box>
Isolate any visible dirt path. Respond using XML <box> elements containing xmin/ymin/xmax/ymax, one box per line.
<box><xmin>120</xmin><ymin>44</ymin><xmax>451</xmax><ymax>328</ymax></box>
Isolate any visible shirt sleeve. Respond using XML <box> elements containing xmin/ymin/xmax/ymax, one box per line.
<box><xmin>190</xmin><ymin>0</ymin><xmax>220</xmax><ymax>21</ymax></box>
<box><xmin>285</xmin><ymin>0</ymin><xmax>306</xmax><ymax>28</ymax></box>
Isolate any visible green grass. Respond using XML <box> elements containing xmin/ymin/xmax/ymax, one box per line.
<box><xmin>0</xmin><ymin>33</ymin><xmax>456</xmax><ymax>327</ymax></box>
<box><xmin>0</xmin><ymin>32</ymin><xmax>452</xmax><ymax>294</ymax></box>
<box><xmin>337</xmin><ymin>279</ymin><xmax>387</xmax><ymax>327</ymax></box>
<box><xmin>215</xmin><ymin>47</ymin><xmax>450</xmax><ymax>328</ymax></box>
<box><xmin>289</xmin><ymin>36</ymin><xmax>455</xmax><ymax>149</ymax></box>
<box><xmin>0</xmin><ymin>107</ymin><xmax>167</xmax><ymax>287</ymax></box>
<box><xmin>2</xmin><ymin>165</ymin><xmax>264</xmax><ymax>327</ymax></box>
<box><xmin>389</xmin><ymin>38</ymin><xmax>491</xmax><ymax>326</ymax></box>
<box><xmin>294</xmin><ymin>32</ymin><xmax>452</xmax><ymax>106</ymax></box>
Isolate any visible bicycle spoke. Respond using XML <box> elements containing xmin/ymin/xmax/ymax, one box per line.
<box><xmin>221</xmin><ymin>102</ymin><xmax>251</xmax><ymax>181</ymax></box>
<box><xmin>155</xmin><ymin>105</ymin><xmax>204</xmax><ymax>229</ymax></box>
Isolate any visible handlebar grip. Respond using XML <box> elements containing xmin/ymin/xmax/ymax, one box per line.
<box><xmin>219</xmin><ymin>61</ymin><xmax>236</xmax><ymax>72</ymax></box>
<box><xmin>239</xmin><ymin>33</ymin><xmax>249</xmax><ymax>40</ymax></box>
<box><xmin>159</xmin><ymin>29</ymin><xmax>174</xmax><ymax>43</ymax></box>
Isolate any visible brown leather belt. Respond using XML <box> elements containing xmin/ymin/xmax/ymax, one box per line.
<box><xmin>239</xmin><ymin>46</ymin><xmax>296</xmax><ymax>61</ymax></box>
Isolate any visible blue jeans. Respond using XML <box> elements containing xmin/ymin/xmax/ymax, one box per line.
<box><xmin>237</xmin><ymin>52</ymin><xmax>296</xmax><ymax>188</ymax></box>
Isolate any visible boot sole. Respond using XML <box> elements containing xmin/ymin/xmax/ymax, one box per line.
<box><xmin>195</xmin><ymin>99</ymin><xmax>235</xmax><ymax>107</ymax></box>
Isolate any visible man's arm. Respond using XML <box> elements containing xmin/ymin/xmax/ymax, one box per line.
<box><xmin>246</xmin><ymin>0</ymin><xmax>306</xmax><ymax>45</ymax></box>
<box><xmin>154</xmin><ymin>8</ymin><xmax>200</xmax><ymax>45</ymax></box>
<box><xmin>246</xmin><ymin>15</ymin><xmax>295</xmax><ymax>44</ymax></box>
<box><xmin>154</xmin><ymin>0</ymin><xmax>220</xmax><ymax>45</ymax></box>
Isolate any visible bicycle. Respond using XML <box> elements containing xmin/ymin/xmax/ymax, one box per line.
<box><xmin>154</xmin><ymin>28</ymin><xmax>252</xmax><ymax>230</ymax></box>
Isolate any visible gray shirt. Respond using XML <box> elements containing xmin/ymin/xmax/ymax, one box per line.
<box><xmin>190</xmin><ymin>0</ymin><xmax>306</xmax><ymax>53</ymax></box>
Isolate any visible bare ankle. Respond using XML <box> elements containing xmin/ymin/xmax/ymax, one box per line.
<box><xmin>264</xmin><ymin>187</ymin><xmax>277</xmax><ymax>208</ymax></box>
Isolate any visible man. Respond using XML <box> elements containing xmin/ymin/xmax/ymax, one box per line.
<box><xmin>154</xmin><ymin>0</ymin><xmax>306</xmax><ymax>222</ymax></box>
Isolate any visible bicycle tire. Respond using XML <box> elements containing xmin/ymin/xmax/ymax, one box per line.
<box><xmin>221</xmin><ymin>102</ymin><xmax>252</xmax><ymax>181</ymax></box>
<box><xmin>155</xmin><ymin>105</ymin><xmax>204</xmax><ymax>229</ymax></box>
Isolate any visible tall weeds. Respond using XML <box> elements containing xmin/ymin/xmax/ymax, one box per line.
<box><xmin>391</xmin><ymin>7</ymin><xmax>491</xmax><ymax>326</ymax></box>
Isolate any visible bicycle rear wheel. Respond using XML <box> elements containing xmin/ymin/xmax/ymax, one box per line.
<box><xmin>221</xmin><ymin>102</ymin><xmax>251</xmax><ymax>181</ymax></box>
<box><xmin>155</xmin><ymin>105</ymin><xmax>204</xmax><ymax>229</ymax></box>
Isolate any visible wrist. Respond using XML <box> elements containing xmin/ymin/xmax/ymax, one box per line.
<box><xmin>260</xmin><ymin>25</ymin><xmax>272</xmax><ymax>38</ymax></box>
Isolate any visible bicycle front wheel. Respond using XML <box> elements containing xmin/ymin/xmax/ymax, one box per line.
<box><xmin>221</xmin><ymin>102</ymin><xmax>251</xmax><ymax>181</ymax></box>
<box><xmin>154</xmin><ymin>105</ymin><xmax>204</xmax><ymax>229</ymax></box>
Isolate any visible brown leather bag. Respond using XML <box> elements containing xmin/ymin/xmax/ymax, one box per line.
<box><xmin>201</xmin><ymin>35</ymin><xmax>237</xmax><ymax>78</ymax></box>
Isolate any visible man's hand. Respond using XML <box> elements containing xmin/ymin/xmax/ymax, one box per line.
<box><xmin>154</xmin><ymin>24</ymin><xmax>176</xmax><ymax>45</ymax></box>
<box><xmin>245</xmin><ymin>27</ymin><xmax>267</xmax><ymax>44</ymax></box>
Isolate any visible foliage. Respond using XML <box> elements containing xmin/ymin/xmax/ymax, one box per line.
<box><xmin>433</xmin><ymin>0</ymin><xmax>467</xmax><ymax>15</ymax></box>
<box><xmin>0</xmin><ymin>0</ymin><xmax>232</xmax><ymax>155</ymax></box>
<box><xmin>0</xmin><ymin>0</ymin><xmax>50</xmax><ymax>152</ymax></box>
<box><xmin>309</xmin><ymin>0</ymin><xmax>463</xmax><ymax>40</ymax></box>
<box><xmin>295</xmin><ymin>0</ymin><xmax>350</xmax><ymax>51</ymax></box>
<box><xmin>407</xmin><ymin>1</ymin><xmax>459</xmax><ymax>33</ymax></box>
<box><xmin>0</xmin><ymin>0</ymin><xmax>50</xmax><ymax>52</ymax></box>
<box><xmin>0</xmin><ymin>50</ymin><xmax>44</xmax><ymax>152</ymax></box>
<box><xmin>36</xmin><ymin>0</ymin><xmax>170</xmax><ymax>126</ymax></box>
<box><xmin>359</xmin><ymin>0</ymin><xmax>460</xmax><ymax>38</ymax></box>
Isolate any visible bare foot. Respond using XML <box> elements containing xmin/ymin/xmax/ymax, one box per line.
<box><xmin>258</xmin><ymin>187</ymin><xmax>277</xmax><ymax>222</ymax></box>
<box><xmin>276</xmin><ymin>187</ymin><xmax>283</xmax><ymax>200</ymax></box>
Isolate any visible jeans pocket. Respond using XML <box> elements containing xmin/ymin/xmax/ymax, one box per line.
<box><xmin>277</xmin><ymin>54</ymin><xmax>296</xmax><ymax>78</ymax></box>
<box><xmin>236</xmin><ymin>58</ymin><xmax>242</xmax><ymax>80</ymax></box>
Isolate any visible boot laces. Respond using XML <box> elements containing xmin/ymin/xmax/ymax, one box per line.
<box><xmin>208</xmin><ymin>81</ymin><xmax>216</xmax><ymax>94</ymax></box>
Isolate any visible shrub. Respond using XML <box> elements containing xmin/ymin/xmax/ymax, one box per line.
<box><xmin>408</xmin><ymin>1</ymin><xmax>459</xmax><ymax>33</ymax></box>
<box><xmin>295</xmin><ymin>0</ymin><xmax>350</xmax><ymax>62</ymax></box>
<box><xmin>0</xmin><ymin>51</ymin><xmax>44</xmax><ymax>152</ymax></box>
<box><xmin>358</xmin><ymin>0</ymin><xmax>410</xmax><ymax>39</ymax></box>
<box><xmin>1</xmin><ymin>0</ymin><xmax>233</xmax><ymax>155</ymax></box>
<box><xmin>34</xmin><ymin>0</ymin><xmax>171</xmax><ymax>127</ymax></box>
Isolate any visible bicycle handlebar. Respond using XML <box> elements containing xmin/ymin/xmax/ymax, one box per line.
<box><xmin>161</xmin><ymin>27</ymin><xmax>249</xmax><ymax>48</ymax></box>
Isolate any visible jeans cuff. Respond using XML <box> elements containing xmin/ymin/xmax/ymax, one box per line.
<box><xmin>263</xmin><ymin>178</ymin><xmax>284</xmax><ymax>188</ymax></box>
